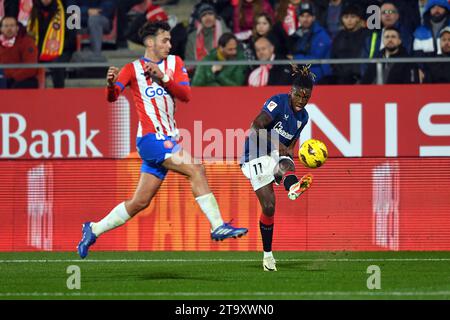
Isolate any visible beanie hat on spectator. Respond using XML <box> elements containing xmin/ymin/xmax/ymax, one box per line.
<box><xmin>197</xmin><ymin>3</ymin><xmax>216</xmax><ymax>19</ymax></box>
<box><xmin>146</xmin><ymin>5</ymin><xmax>169</xmax><ymax>22</ymax></box>
<box><xmin>440</xmin><ymin>26</ymin><xmax>450</xmax><ymax>37</ymax></box>
<box><xmin>341</xmin><ymin>4</ymin><xmax>364</xmax><ymax>19</ymax></box>
<box><xmin>297</xmin><ymin>2</ymin><xmax>315</xmax><ymax>16</ymax></box>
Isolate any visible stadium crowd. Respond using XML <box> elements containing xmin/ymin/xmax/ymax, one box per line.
<box><xmin>0</xmin><ymin>0</ymin><xmax>449</xmax><ymax>89</ymax></box>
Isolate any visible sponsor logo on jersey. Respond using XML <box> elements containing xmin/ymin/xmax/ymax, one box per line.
<box><xmin>273</xmin><ymin>122</ymin><xmax>294</xmax><ymax>140</ymax></box>
<box><xmin>145</xmin><ymin>86</ymin><xmax>169</xmax><ymax>98</ymax></box>
<box><xmin>284</xmin><ymin>114</ymin><xmax>289</xmax><ymax>120</ymax></box>
<box><xmin>267</xmin><ymin>101</ymin><xmax>278</xmax><ymax>112</ymax></box>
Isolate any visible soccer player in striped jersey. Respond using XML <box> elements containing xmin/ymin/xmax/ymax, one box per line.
<box><xmin>240</xmin><ymin>65</ymin><xmax>315</xmax><ymax>271</ymax></box>
<box><xmin>77</xmin><ymin>21</ymin><xmax>247</xmax><ymax>259</ymax></box>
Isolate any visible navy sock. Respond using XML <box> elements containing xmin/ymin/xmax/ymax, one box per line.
<box><xmin>259</xmin><ymin>221</ymin><xmax>274</xmax><ymax>252</ymax></box>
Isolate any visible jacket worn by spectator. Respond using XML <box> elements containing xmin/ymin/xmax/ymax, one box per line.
<box><xmin>0</xmin><ymin>33</ymin><xmax>38</xmax><ymax>83</ymax></box>
<box><xmin>361</xmin><ymin>46</ymin><xmax>419</xmax><ymax>84</ymax></box>
<box><xmin>413</xmin><ymin>0</ymin><xmax>450</xmax><ymax>56</ymax></box>
<box><xmin>290</xmin><ymin>21</ymin><xmax>332</xmax><ymax>82</ymax></box>
<box><xmin>192</xmin><ymin>48</ymin><xmax>247</xmax><ymax>86</ymax></box>
<box><xmin>331</xmin><ymin>27</ymin><xmax>369</xmax><ymax>84</ymax></box>
<box><xmin>185</xmin><ymin>18</ymin><xmax>229</xmax><ymax>62</ymax></box>
<box><xmin>425</xmin><ymin>51</ymin><xmax>450</xmax><ymax>83</ymax></box>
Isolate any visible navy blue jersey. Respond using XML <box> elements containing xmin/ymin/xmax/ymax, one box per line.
<box><xmin>242</xmin><ymin>94</ymin><xmax>309</xmax><ymax>163</ymax></box>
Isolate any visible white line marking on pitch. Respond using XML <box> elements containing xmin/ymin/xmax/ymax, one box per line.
<box><xmin>1</xmin><ymin>258</ymin><xmax>450</xmax><ymax>263</ymax></box>
<box><xmin>0</xmin><ymin>291</ymin><xmax>449</xmax><ymax>297</ymax></box>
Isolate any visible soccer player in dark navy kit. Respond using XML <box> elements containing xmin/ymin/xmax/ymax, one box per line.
<box><xmin>241</xmin><ymin>65</ymin><xmax>314</xmax><ymax>271</ymax></box>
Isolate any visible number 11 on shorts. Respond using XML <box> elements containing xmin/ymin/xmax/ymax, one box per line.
<box><xmin>253</xmin><ymin>163</ymin><xmax>263</xmax><ymax>175</ymax></box>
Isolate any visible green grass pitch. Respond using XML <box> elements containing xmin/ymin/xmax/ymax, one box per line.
<box><xmin>0</xmin><ymin>251</ymin><xmax>449</xmax><ymax>300</ymax></box>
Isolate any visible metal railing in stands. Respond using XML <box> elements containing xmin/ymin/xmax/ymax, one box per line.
<box><xmin>1</xmin><ymin>57</ymin><xmax>449</xmax><ymax>85</ymax></box>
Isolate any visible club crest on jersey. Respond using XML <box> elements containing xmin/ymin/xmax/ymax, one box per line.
<box><xmin>267</xmin><ymin>101</ymin><xmax>278</xmax><ymax>112</ymax></box>
<box><xmin>297</xmin><ymin>121</ymin><xmax>302</xmax><ymax>128</ymax></box>
<box><xmin>164</xmin><ymin>140</ymin><xmax>174</xmax><ymax>149</ymax></box>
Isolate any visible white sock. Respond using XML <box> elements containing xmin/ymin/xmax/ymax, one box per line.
<box><xmin>264</xmin><ymin>251</ymin><xmax>274</xmax><ymax>259</ymax></box>
<box><xmin>91</xmin><ymin>202</ymin><xmax>131</xmax><ymax>237</ymax></box>
<box><xmin>195</xmin><ymin>193</ymin><xmax>224</xmax><ymax>231</ymax></box>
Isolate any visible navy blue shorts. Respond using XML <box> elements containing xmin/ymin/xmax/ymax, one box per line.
<box><xmin>136</xmin><ymin>133</ymin><xmax>181</xmax><ymax>180</ymax></box>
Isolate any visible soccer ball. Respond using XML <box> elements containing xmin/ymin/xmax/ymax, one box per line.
<box><xmin>299</xmin><ymin>139</ymin><xmax>328</xmax><ymax>168</ymax></box>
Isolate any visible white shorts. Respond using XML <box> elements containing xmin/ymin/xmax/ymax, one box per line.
<box><xmin>241</xmin><ymin>155</ymin><xmax>278</xmax><ymax>191</ymax></box>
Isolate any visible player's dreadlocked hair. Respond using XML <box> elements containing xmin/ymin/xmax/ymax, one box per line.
<box><xmin>291</xmin><ymin>64</ymin><xmax>316</xmax><ymax>90</ymax></box>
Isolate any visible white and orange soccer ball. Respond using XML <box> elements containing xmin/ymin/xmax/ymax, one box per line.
<box><xmin>298</xmin><ymin>139</ymin><xmax>328</xmax><ymax>168</ymax></box>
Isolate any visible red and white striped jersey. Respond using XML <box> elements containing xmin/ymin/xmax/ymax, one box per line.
<box><xmin>107</xmin><ymin>55</ymin><xmax>191</xmax><ymax>137</ymax></box>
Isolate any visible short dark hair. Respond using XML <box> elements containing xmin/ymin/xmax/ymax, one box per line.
<box><xmin>218</xmin><ymin>32</ymin><xmax>237</xmax><ymax>48</ymax></box>
<box><xmin>0</xmin><ymin>16</ymin><xmax>18</xmax><ymax>29</ymax></box>
<box><xmin>384</xmin><ymin>26</ymin><xmax>401</xmax><ymax>36</ymax></box>
<box><xmin>138</xmin><ymin>21</ymin><xmax>171</xmax><ymax>43</ymax></box>
<box><xmin>291</xmin><ymin>64</ymin><xmax>315</xmax><ymax>90</ymax></box>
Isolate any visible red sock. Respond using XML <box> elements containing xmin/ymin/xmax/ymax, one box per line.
<box><xmin>260</xmin><ymin>214</ymin><xmax>274</xmax><ymax>226</ymax></box>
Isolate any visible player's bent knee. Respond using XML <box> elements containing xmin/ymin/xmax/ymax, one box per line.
<box><xmin>191</xmin><ymin>163</ymin><xmax>206</xmax><ymax>179</ymax></box>
<box><xmin>262</xmin><ymin>203</ymin><xmax>275</xmax><ymax>217</ymax></box>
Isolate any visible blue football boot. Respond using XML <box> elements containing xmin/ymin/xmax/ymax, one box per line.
<box><xmin>211</xmin><ymin>221</ymin><xmax>248</xmax><ymax>241</ymax></box>
<box><xmin>77</xmin><ymin>222</ymin><xmax>97</xmax><ymax>259</ymax></box>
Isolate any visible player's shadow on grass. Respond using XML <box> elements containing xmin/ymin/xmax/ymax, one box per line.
<box><xmin>279</xmin><ymin>261</ymin><xmax>327</xmax><ymax>271</ymax></box>
<box><xmin>244</xmin><ymin>261</ymin><xmax>319</xmax><ymax>271</ymax></box>
<box><xmin>139</xmin><ymin>272</ymin><xmax>222</xmax><ymax>282</ymax></box>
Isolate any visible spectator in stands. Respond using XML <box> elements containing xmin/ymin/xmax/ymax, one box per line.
<box><xmin>273</xmin><ymin>0</ymin><xmax>301</xmax><ymax>37</ymax></box>
<box><xmin>413</xmin><ymin>0</ymin><xmax>449</xmax><ymax>56</ymax></box>
<box><xmin>247</xmin><ymin>36</ymin><xmax>291</xmax><ymax>86</ymax></box>
<box><xmin>188</xmin><ymin>0</ymin><xmax>234</xmax><ymax>32</ymax></box>
<box><xmin>192</xmin><ymin>32</ymin><xmax>247</xmax><ymax>86</ymax></box>
<box><xmin>126</xmin><ymin>5</ymin><xmax>187</xmax><ymax>59</ymax></box>
<box><xmin>425</xmin><ymin>26</ymin><xmax>450</xmax><ymax>83</ymax></box>
<box><xmin>116</xmin><ymin>0</ymin><xmax>145</xmax><ymax>49</ymax></box>
<box><xmin>233</xmin><ymin>0</ymin><xmax>274</xmax><ymax>37</ymax></box>
<box><xmin>27</xmin><ymin>0</ymin><xmax>76</xmax><ymax>88</ymax></box>
<box><xmin>242</xmin><ymin>12</ymin><xmax>278</xmax><ymax>61</ymax></box>
<box><xmin>185</xmin><ymin>3</ymin><xmax>229</xmax><ymax>62</ymax></box>
<box><xmin>315</xmin><ymin>0</ymin><xmax>345</xmax><ymax>40</ymax></box>
<box><xmin>0</xmin><ymin>16</ymin><xmax>39</xmax><ymax>88</ymax></box>
<box><xmin>271</xmin><ymin>0</ymin><xmax>302</xmax><ymax>58</ymax></box>
<box><xmin>363</xmin><ymin>1</ymin><xmax>413</xmax><ymax>59</ymax></box>
<box><xmin>75</xmin><ymin>0</ymin><xmax>116</xmax><ymax>56</ymax></box>
<box><xmin>330</xmin><ymin>4</ymin><xmax>368</xmax><ymax>84</ymax></box>
<box><xmin>289</xmin><ymin>2</ymin><xmax>332</xmax><ymax>82</ymax></box>
<box><xmin>361</xmin><ymin>27</ymin><xmax>419</xmax><ymax>84</ymax></box>
<box><xmin>252</xmin><ymin>12</ymin><xmax>281</xmax><ymax>55</ymax></box>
